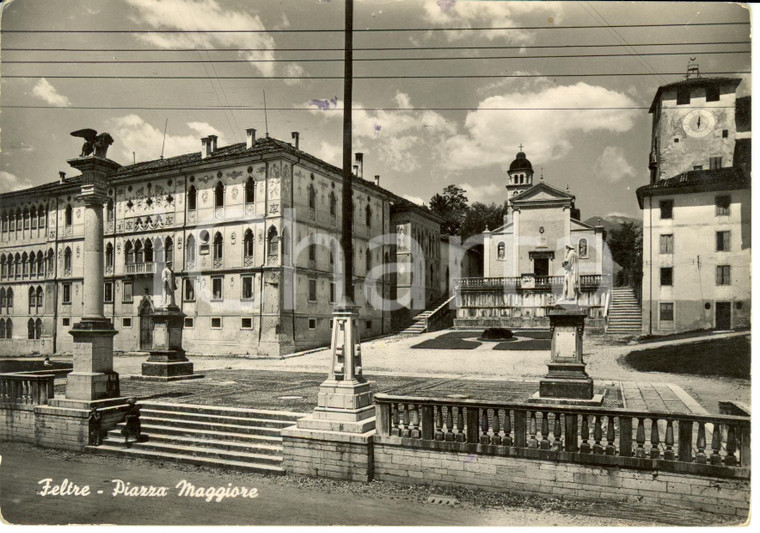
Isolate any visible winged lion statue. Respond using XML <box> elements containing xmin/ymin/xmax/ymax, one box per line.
<box><xmin>71</xmin><ymin>129</ymin><xmax>114</xmax><ymax>158</ymax></box>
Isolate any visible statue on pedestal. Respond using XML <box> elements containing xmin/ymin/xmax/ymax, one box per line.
<box><xmin>161</xmin><ymin>264</ymin><xmax>177</xmax><ymax>308</ymax></box>
<box><xmin>71</xmin><ymin>129</ymin><xmax>114</xmax><ymax>159</ymax></box>
<box><xmin>560</xmin><ymin>244</ymin><xmax>580</xmax><ymax>302</ymax></box>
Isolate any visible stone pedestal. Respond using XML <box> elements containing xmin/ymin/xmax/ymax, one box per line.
<box><xmin>140</xmin><ymin>305</ymin><xmax>200</xmax><ymax>381</ymax></box>
<box><xmin>530</xmin><ymin>303</ymin><xmax>604</xmax><ymax>406</ymax></box>
<box><xmin>66</xmin><ymin>319</ymin><xmax>120</xmax><ymax>401</ymax></box>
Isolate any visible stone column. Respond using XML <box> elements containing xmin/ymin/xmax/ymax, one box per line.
<box><xmin>64</xmin><ymin>156</ymin><xmax>121</xmax><ymax>402</ymax></box>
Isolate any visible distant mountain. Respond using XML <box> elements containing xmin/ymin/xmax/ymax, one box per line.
<box><xmin>584</xmin><ymin>215</ymin><xmax>642</xmax><ymax>234</ymax></box>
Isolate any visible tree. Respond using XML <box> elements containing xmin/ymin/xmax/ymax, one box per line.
<box><xmin>460</xmin><ymin>201</ymin><xmax>509</xmax><ymax>241</ymax></box>
<box><xmin>607</xmin><ymin>221</ymin><xmax>643</xmax><ymax>288</ymax></box>
<box><xmin>429</xmin><ymin>185</ymin><xmax>468</xmax><ymax>236</ymax></box>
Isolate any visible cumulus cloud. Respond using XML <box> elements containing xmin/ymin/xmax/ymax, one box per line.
<box><xmin>402</xmin><ymin>194</ymin><xmax>426</xmax><ymax>206</ymax></box>
<box><xmin>108</xmin><ymin>115</ymin><xmax>225</xmax><ymax>163</ymax></box>
<box><xmin>459</xmin><ymin>182</ymin><xmax>505</xmax><ymax>204</ymax></box>
<box><xmin>0</xmin><ymin>171</ymin><xmax>35</xmax><ymax>192</ymax></box>
<box><xmin>313</xmin><ymin>141</ymin><xmax>342</xmax><ymax>167</ymax></box>
<box><xmin>32</xmin><ymin>78</ymin><xmax>71</xmax><ymax>106</ymax></box>
<box><xmin>592</xmin><ymin>146</ymin><xmax>636</xmax><ymax>183</ymax></box>
<box><xmin>442</xmin><ymin>82</ymin><xmax>638</xmax><ymax>170</ymax></box>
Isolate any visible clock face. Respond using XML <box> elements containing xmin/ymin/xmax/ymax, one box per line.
<box><xmin>683</xmin><ymin>109</ymin><xmax>716</xmax><ymax>138</ymax></box>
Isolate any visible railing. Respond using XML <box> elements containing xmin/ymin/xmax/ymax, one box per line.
<box><xmin>126</xmin><ymin>262</ymin><xmax>157</xmax><ymax>275</ymax></box>
<box><xmin>456</xmin><ymin>275</ymin><xmax>610</xmax><ymax>291</ymax></box>
<box><xmin>424</xmin><ymin>294</ymin><xmax>457</xmax><ymax>333</ymax></box>
<box><xmin>375</xmin><ymin>394</ymin><xmax>750</xmax><ymax>476</ymax></box>
<box><xmin>0</xmin><ymin>373</ymin><xmax>56</xmax><ymax>406</ymax></box>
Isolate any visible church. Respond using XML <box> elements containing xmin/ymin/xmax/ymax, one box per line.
<box><xmin>455</xmin><ymin>149</ymin><xmax>610</xmax><ymax>329</ymax></box>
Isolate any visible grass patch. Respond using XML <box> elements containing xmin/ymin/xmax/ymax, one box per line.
<box><xmin>623</xmin><ymin>336</ymin><xmax>750</xmax><ymax>379</ymax></box>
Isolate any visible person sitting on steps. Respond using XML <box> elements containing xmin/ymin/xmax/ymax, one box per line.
<box><xmin>121</xmin><ymin>398</ymin><xmax>141</xmax><ymax>448</ymax></box>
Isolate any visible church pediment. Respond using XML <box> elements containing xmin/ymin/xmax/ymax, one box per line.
<box><xmin>510</xmin><ymin>182</ymin><xmax>574</xmax><ymax>205</ymax></box>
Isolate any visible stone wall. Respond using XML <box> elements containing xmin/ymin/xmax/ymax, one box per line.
<box><xmin>282</xmin><ymin>428</ymin><xmax>373</xmax><ymax>482</ymax></box>
<box><xmin>372</xmin><ymin>441</ymin><xmax>749</xmax><ymax>519</ymax></box>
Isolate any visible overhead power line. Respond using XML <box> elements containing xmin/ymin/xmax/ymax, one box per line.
<box><xmin>1</xmin><ymin>49</ymin><xmax>749</xmax><ymax>64</ymax></box>
<box><xmin>0</xmin><ymin>21</ymin><xmax>749</xmax><ymax>34</ymax></box>
<box><xmin>1</xmin><ymin>105</ymin><xmax>739</xmax><ymax>111</ymax></box>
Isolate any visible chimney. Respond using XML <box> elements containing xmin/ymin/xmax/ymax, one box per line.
<box><xmin>59</xmin><ymin>171</ymin><xmax>66</xmax><ymax>182</ymax></box>
<box><xmin>291</xmin><ymin>131</ymin><xmax>300</xmax><ymax>150</ymax></box>
<box><xmin>354</xmin><ymin>152</ymin><xmax>364</xmax><ymax>178</ymax></box>
<box><xmin>246</xmin><ymin>128</ymin><xmax>257</xmax><ymax>148</ymax></box>
<box><xmin>353</xmin><ymin>165</ymin><xmax>359</xmax><ymax>176</ymax></box>
<box><xmin>200</xmin><ymin>137</ymin><xmax>211</xmax><ymax>159</ymax></box>
<box><xmin>374</xmin><ymin>175</ymin><xmax>380</xmax><ymax>186</ymax></box>
<box><xmin>207</xmin><ymin>134</ymin><xmax>218</xmax><ymax>152</ymax></box>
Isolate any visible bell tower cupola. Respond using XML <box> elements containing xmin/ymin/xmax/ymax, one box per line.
<box><xmin>506</xmin><ymin>145</ymin><xmax>534</xmax><ymax>197</ymax></box>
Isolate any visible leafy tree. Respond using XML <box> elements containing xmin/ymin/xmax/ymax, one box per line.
<box><xmin>429</xmin><ymin>184</ymin><xmax>468</xmax><ymax>236</ymax></box>
<box><xmin>607</xmin><ymin>221</ymin><xmax>643</xmax><ymax>287</ymax></box>
<box><xmin>460</xmin><ymin>201</ymin><xmax>509</xmax><ymax>240</ymax></box>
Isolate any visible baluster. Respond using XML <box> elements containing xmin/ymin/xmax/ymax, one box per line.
<box><xmin>580</xmin><ymin>415</ymin><xmax>591</xmax><ymax>453</ymax></box>
<box><xmin>619</xmin><ymin>416</ymin><xmax>633</xmax><ymax>456</ymax></box>
<box><xmin>635</xmin><ymin>418</ymin><xmax>646</xmax><ymax>458</ymax></box>
<box><xmin>552</xmin><ymin>414</ymin><xmax>563</xmax><ymax>452</ymax></box>
<box><xmin>650</xmin><ymin>419</ymin><xmax>660</xmax><ymax>460</ymax></box>
<box><xmin>710</xmin><ymin>422</ymin><xmax>722</xmax><ymax>465</ymax></box>
<box><xmin>513</xmin><ymin>410</ymin><xmax>527</xmax><ymax>447</ymax></box>
<box><xmin>491</xmin><ymin>409</ymin><xmax>502</xmax><ymax>446</ymax></box>
<box><xmin>401</xmin><ymin>404</ymin><xmax>411</xmax><ymax>437</ymax></box>
<box><xmin>593</xmin><ymin>416</ymin><xmax>604</xmax><ymax>454</ymax></box>
<box><xmin>377</xmin><ymin>401</ymin><xmax>391</xmax><ymax>436</ymax></box>
<box><xmin>421</xmin><ymin>404</ymin><xmax>434</xmax><ymax>440</ymax></box>
<box><xmin>725</xmin><ymin>424</ymin><xmax>737</xmax><ymax>466</ymax></box>
<box><xmin>455</xmin><ymin>407</ymin><xmax>466</xmax><ymax>442</ymax></box>
<box><xmin>480</xmin><ymin>408</ymin><xmax>490</xmax><ymax>444</ymax></box>
<box><xmin>503</xmin><ymin>410</ymin><xmax>514</xmax><ymax>446</ymax></box>
<box><xmin>677</xmin><ymin>420</ymin><xmax>693</xmax><ymax>463</ymax></box>
<box><xmin>664</xmin><ymin>420</ymin><xmax>675</xmax><ymax>460</ymax></box>
<box><xmin>540</xmin><ymin>412</ymin><xmax>551</xmax><ymax>450</ymax></box>
<box><xmin>434</xmin><ymin>405</ymin><xmax>444</xmax><ymax>441</ymax></box>
<box><xmin>390</xmin><ymin>403</ymin><xmax>401</xmax><ymax>437</ymax></box>
<box><xmin>605</xmin><ymin>415</ymin><xmax>616</xmax><ymax>456</ymax></box>
<box><xmin>695</xmin><ymin>422</ymin><xmax>707</xmax><ymax>463</ymax></box>
<box><xmin>528</xmin><ymin>412</ymin><xmax>538</xmax><ymax>448</ymax></box>
<box><xmin>445</xmin><ymin>406</ymin><xmax>454</xmax><ymax>441</ymax></box>
<box><xmin>410</xmin><ymin>404</ymin><xmax>421</xmax><ymax>439</ymax></box>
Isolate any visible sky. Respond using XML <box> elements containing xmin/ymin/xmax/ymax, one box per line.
<box><xmin>0</xmin><ymin>0</ymin><xmax>752</xmax><ymax>219</ymax></box>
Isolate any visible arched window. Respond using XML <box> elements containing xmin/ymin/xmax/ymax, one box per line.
<box><xmin>30</xmin><ymin>252</ymin><xmax>37</xmax><ymax>278</ymax></box>
<box><xmin>0</xmin><ymin>319</ymin><xmax>4</xmax><ymax>339</ymax></box>
<box><xmin>38</xmin><ymin>206</ymin><xmax>45</xmax><ymax>229</ymax></box>
<box><xmin>213</xmin><ymin>232</ymin><xmax>223</xmax><ymax>260</ymax></box>
<box><xmin>214</xmin><ymin>181</ymin><xmax>225</xmax><ymax>208</ymax></box>
<box><xmin>47</xmin><ymin>249</ymin><xmax>55</xmax><ymax>274</ymax></box>
<box><xmin>31</xmin><ymin>207</ymin><xmax>37</xmax><ymax>229</ymax></box>
<box><xmin>329</xmin><ymin>192</ymin><xmax>337</xmax><ymax>216</ymax></box>
<box><xmin>267</xmin><ymin>227</ymin><xmax>279</xmax><ymax>257</ymax></box>
<box><xmin>1</xmin><ymin>215</ymin><xmax>6</xmax><ymax>233</ymax></box>
<box><xmin>144</xmin><ymin>239</ymin><xmax>154</xmax><ymax>263</ymax></box>
<box><xmin>64</xmin><ymin>247</ymin><xmax>72</xmax><ymax>272</ymax></box>
<box><xmin>28</xmin><ymin>318</ymin><xmax>35</xmax><ymax>339</ymax></box>
<box><xmin>366</xmin><ymin>249</ymin><xmax>372</xmax><ymax>273</ymax></box>
<box><xmin>36</xmin><ymin>251</ymin><xmax>44</xmax><ymax>278</ymax></box>
<box><xmin>0</xmin><ymin>288</ymin><xmax>5</xmax><ymax>311</ymax></box>
<box><xmin>245</xmin><ymin>177</ymin><xmax>255</xmax><ymax>204</ymax></box>
<box><xmin>164</xmin><ymin>237</ymin><xmax>173</xmax><ymax>265</ymax></box>
<box><xmin>23</xmin><ymin>208</ymin><xmax>30</xmax><ymax>230</ymax></box>
<box><xmin>36</xmin><ymin>286</ymin><xmax>43</xmax><ymax>312</ymax></box>
<box><xmin>35</xmin><ymin>318</ymin><xmax>43</xmax><ymax>339</ymax></box>
<box><xmin>497</xmin><ymin>242</ymin><xmax>506</xmax><ymax>260</ymax></box>
<box><xmin>578</xmin><ymin>238</ymin><xmax>589</xmax><ymax>258</ymax></box>
<box><xmin>329</xmin><ymin>242</ymin><xmax>335</xmax><ymax>266</ymax></box>
<box><xmin>65</xmin><ymin>204</ymin><xmax>73</xmax><ymax>226</ymax></box>
<box><xmin>5</xmin><ymin>318</ymin><xmax>12</xmax><ymax>339</ymax></box>
<box><xmin>243</xmin><ymin>229</ymin><xmax>254</xmax><ymax>259</ymax></box>
<box><xmin>186</xmin><ymin>235</ymin><xmax>195</xmax><ymax>265</ymax></box>
<box><xmin>134</xmin><ymin>240</ymin><xmax>143</xmax><ymax>263</ymax></box>
<box><xmin>6</xmin><ymin>288</ymin><xmax>13</xmax><ymax>310</ymax></box>
<box><xmin>124</xmin><ymin>241</ymin><xmax>133</xmax><ymax>265</ymax></box>
<box><xmin>13</xmin><ymin>253</ymin><xmax>21</xmax><ymax>278</ymax></box>
<box><xmin>308</xmin><ymin>184</ymin><xmax>316</xmax><ymax>209</ymax></box>
<box><xmin>0</xmin><ymin>255</ymin><xmax>6</xmax><ymax>279</ymax></box>
<box><xmin>365</xmin><ymin>205</ymin><xmax>372</xmax><ymax>228</ymax></box>
<box><xmin>105</xmin><ymin>243</ymin><xmax>114</xmax><ymax>270</ymax></box>
<box><xmin>22</xmin><ymin>252</ymin><xmax>29</xmax><ymax>278</ymax></box>
<box><xmin>187</xmin><ymin>185</ymin><xmax>197</xmax><ymax>211</ymax></box>
<box><xmin>9</xmin><ymin>212</ymin><xmax>15</xmax><ymax>232</ymax></box>
<box><xmin>106</xmin><ymin>200</ymin><xmax>114</xmax><ymax>222</ymax></box>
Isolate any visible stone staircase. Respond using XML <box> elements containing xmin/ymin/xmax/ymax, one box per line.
<box><xmin>606</xmin><ymin>287</ymin><xmax>643</xmax><ymax>335</ymax></box>
<box><xmin>87</xmin><ymin>401</ymin><xmax>306</xmax><ymax>474</ymax></box>
<box><xmin>399</xmin><ymin>295</ymin><xmax>455</xmax><ymax>335</ymax></box>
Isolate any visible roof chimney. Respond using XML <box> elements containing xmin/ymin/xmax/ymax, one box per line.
<box><xmin>59</xmin><ymin>171</ymin><xmax>66</xmax><ymax>182</ymax></box>
<box><xmin>291</xmin><ymin>131</ymin><xmax>300</xmax><ymax>150</ymax></box>
<box><xmin>246</xmin><ymin>128</ymin><xmax>257</xmax><ymax>149</ymax></box>
<box><xmin>374</xmin><ymin>175</ymin><xmax>380</xmax><ymax>186</ymax></box>
<box><xmin>353</xmin><ymin>165</ymin><xmax>359</xmax><ymax>177</ymax></box>
<box><xmin>207</xmin><ymin>134</ymin><xmax>218</xmax><ymax>152</ymax></box>
<box><xmin>354</xmin><ymin>152</ymin><xmax>364</xmax><ymax>178</ymax></box>
<box><xmin>200</xmin><ymin>137</ymin><xmax>211</xmax><ymax>159</ymax></box>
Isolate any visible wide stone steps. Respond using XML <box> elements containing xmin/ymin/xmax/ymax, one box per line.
<box><xmin>607</xmin><ymin>288</ymin><xmax>642</xmax><ymax>335</ymax></box>
<box><xmin>86</xmin><ymin>401</ymin><xmax>306</xmax><ymax>475</ymax></box>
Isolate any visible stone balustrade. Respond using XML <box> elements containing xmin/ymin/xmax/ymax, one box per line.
<box><xmin>456</xmin><ymin>274</ymin><xmax>610</xmax><ymax>291</ymax></box>
<box><xmin>375</xmin><ymin>394</ymin><xmax>750</xmax><ymax>477</ymax></box>
<box><xmin>126</xmin><ymin>262</ymin><xmax>157</xmax><ymax>275</ymax></box>
<box><xmin>0</xmin><ymin>373</ymin><xmax>56</xmax><ymax>406</ymax></box>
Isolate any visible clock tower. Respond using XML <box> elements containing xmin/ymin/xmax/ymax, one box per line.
<box><xmin>648</xmin><ymin>65</ymin><xmax>741</xmax><ymax>183</ymax></box>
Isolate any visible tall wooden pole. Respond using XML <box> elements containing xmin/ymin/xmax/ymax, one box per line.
<box><xmin>341</xmin><ymin>0</ymin><xmax>354</xmax><ymax>305</ymax></box>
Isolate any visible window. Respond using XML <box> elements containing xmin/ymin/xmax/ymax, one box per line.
<box><xmin>660</xmin><ymin>303</ymin><xmax>674</xmax><ymax>321</ymax></box>
<box><xmin>105</xmin><ymin>243</ymin><xmax>114</xmax><ymax>270</ymax></box>
<box><xmin>660</xmin><ymin>200</ymin><xmax>673</xmax><ymax>219</ymax></box>
<box><xmin>28</xmin><ymin>287</ymin><xmax>36</xmax><ymax>313</ymax></box>
<box><xmin>64</xmin><ymin>247</ymin><xmax>72</xmax><ymax>272</ymax></box>
<box><xmin>716</xmin><ymin>231</ymin><xmax>731</xmax><ymax>252</ymax></box>
<box><xmin>715</xmin><ymin>195</ymin><xmax>731</xmax><ymax>216</ymax></box>
<box><xmin>660</xmin><ymin>267</ymin><xmax>673</xmax><ymax>286</ymax></box>
<box><xmin>716</xmin><ymin>265</ymin><xmax>731</xmax><ymax>286</ymax></box>
<box><xmin>36</xmin><ymin>287</ymin><xmax>43</xmax><ymax>311</ymax></box>
<box><xmin>134</xmin><ymin>240</ymin><xmax>143</xmax><ymax>263</ymax></box>
<box><xmin>124</xmin><ymin>241</ymin><xmax>134</xmax><ymax>265</ymax></box>
<box><xmin>693</xmin><ymin>165</ymin><xmax>703</xmax><ymax>171</ymax></box>
<box><xmin>659</xmin><ymin>234</ymin><xmax>674</xmax><ymax>254</ymax></box>
<box><xmin>37</xmin><ymin>251</ymin><xmax>44</xmax><ymax>278</ymax></box>
<box><xmin>267</xmin><ymin>226</ymin><xmax>279</xmax><ymax>256</ymax></box>
<box><xmin>308</xmin><ymin>184</ymin><xmax>316</xmax><ymax>209</ymax></box>
<box><xmin>722</xmin><ymin>129</ymin><xmax>729</xmax><ymax>139</ymax></box>
<box><xmin>28</xmin><ymin>319</ymin><xmax>35</xmax><ymax>340</ymax></box>
<box><xmin>186</xmin><ymin>235</ymin><xmax>196</xmax><ymax>265</ymax></box>
<box><xmin>308</xmin><ymin>240</ymin><xmax>316</xmax><ymax>262</ymax></box>
<box><xmin>122</xmin><ymin>317</ymin><xmax>132</xmax><ymax>328</ymax></box>
<box><xmin>6</xmin><ymin>288</ymin><xmax>12</xmax><ymax>310</ymax></box>
<box><xmin>241</xmin><ymin>317</ymin><xmax>253</xmax><ymax>329</ymax></box>
<box><xmin>62</xmin><ymin>283</ymin><xmax>71</xmax><ymax>304</ymax></box>
<box><xmin>365</xmin><ymin>249</ymin><xmax>372</xmax><ymax>273</ymax></box>
<box><xmin>365</xmin><ymin>205</ymin><xmax>372</xmax><ymax>227</ymax></box>
<box><xmin>366</xmin><ymin>320</ymin><xmax>373</xmax><ymax>329</ymax></box>
<box><xmin>308</xmin><ymin>318</ymin><xmax>317</xmax><ymax>330</ymax></box>
<box><xmin>144</xmin><ymin>239</ymin><xmax>154</xmax><ymax>263</ymax></box>
<box><xmin>244</xmin><ymin>230</ymin><xmax>254</xmax><ymax>260</ymax></box>
<box><xmin>106</xmin><ymin>200</ymin><xmax>114</xmax><ymax>222</ymax></box>
<box><xmin>214</xmin><ymin>181</ymin><xmax>225</xmax><ymax>208</ymax></box>
<box><xmin>709</xmin><ymin>157</ymin><xmax>722</xmax><ymax>170</ymax></box>
<box><xmin>0</xmin><ymin>288</ymin><xmax>5</xmax><ymax>311</ymax></box>
<box><xmin>706</xmin><ymin>86</ymin><xmax>720</xmax><ymax>102</ymax></box>
<box><xmin>183</xmin><ymin>317</ymin><xmax>194</xmax><ymax>328</ymax></box>
<box><xmin>4</xmin><ymin>318</ymin><xmax>12</xmax><ymax>339</ymax></box>
<box><xmin>122</xmin><ymin>281</ymin><xmax>133</xmax><ymax>302</ymax></box>
<box><xmin>65</xmin><ymin>204</ymin><xmax>73</xmax><ymax>226</ymax></box>
<box><xmin>245</xmin><ymin>177</ymin><xmax>255</xmax><ymax>203</ymax></box>
<box><xmin>676</xmin><ymin>87</ymin><xmax>690</xmax><ymax>105</ymax></box>
<box><xmin>62</xmin><ymin>318</ymin><xmax>70</xmax><ymax>327</ymax></box>
<box><xmin>184</xmin><ymin>278</ymin><xmax>195</xmax><ymax>301</ymax></box>
<box><xmin>242</xmin><ymin>276</ymin><xmax>254</xmax><ymax>299</ymax></box>
<box><xmin>211</xmin><ymin>317</ymin><xmax>222</xmax><ymax>329</ymax></box>
<box><xmin>213</xmin><ymin>232</ymin><xmax>224</xmax><ymax>260</ymax></box>
<box><xmin>164</xmin><ymin>237</ymin><xmax>173</xmax><ymax>266</ymax></box>
<box><xmin>187</xmin><ymin>185</ymin><xmax>197</xmax><ymax>210</ymax></box>
<box><xmin>330</xmin><ymin>281</ymin><xmax>336</xmax><ymax>303</ymax></box>
<box><xmin>329</xmin><ymin>192</ymin><xmax>337</xmax><ymax>216</ymax></box>
<box><xmin>104</xmin><ymin>281</ymin><xmax>113</xmax><ymax>303</ymax></box>
<box><xmin>0</xmin><ymin>319</ymin><xmax>4</xmax><ymax>339</ymax></box>
<box><xmin>212</xmin><ymin>276</ymin><xmax>223</xmax><ymax>300</ymax></box>
<box><xmin>308</xmin><ymin>279</ymin><xmax>317</xmax><ymax>302</ymax></box>
<box><xmin>39</xmin><ymin>208</ymin><xmax>45</xmax><ymax>229</ymax></box>
<box><xmin>31</xmin><ymin>208</ymin><xmax>37</xmax><ymax>229</ymax></box>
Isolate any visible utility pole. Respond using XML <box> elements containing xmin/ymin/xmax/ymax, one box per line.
<box><xmin>341</xmin><ymin>0</ymin><xmax>354</xmax><ymax>305</ymax></box>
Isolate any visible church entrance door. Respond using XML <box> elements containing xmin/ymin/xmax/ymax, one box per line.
<box><xmin>533</xmin><ymin>258</ymin><xmax>549</xmax><ymax>277</ymax></box>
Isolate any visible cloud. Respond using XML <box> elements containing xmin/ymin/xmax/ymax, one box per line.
<box><xmin>458</xmin><ymin>182</ymin><xmax>505</xmax><ymax>204</ymax></box>
<box><xmin>592</xmin><ymin>146</ymin><xmax>636</xmax><ymax>183</ymax></box>
<box><xmin>313</xmin><ymin>141</ymin><xmax>342</xmax><ymax>167</ymax></box>
<box><xmin>124</xmin><ymin>0</ymin><xmax>300</xmax><ymax>78</ymax></box>
<box><xmin>421</xmin><ymin>0</ymin><xmax>564</xmax><ymax>42</ymax></box>
<box><xmin>442</xmin><ymin>83</ymin><xmax>638</xmax><ymax>170</ymax></box>
<box><xmin>402</xmin><ymin>194</ymin><xmax>425</xmax><ymax>206</ymax></box>
<box><xmin>5</xmin><ymin>141</ymin><xmax>35</xmax><ymax>153</ymax></box>
<box><xmin>0</xmin><ymin>171</ymin><xmax>35</xmax><ymax>192</ymax></box>
<box><xmin>108</xmin><ymin>115</ymin><xmax>225</xmax><ymax>163</ymax></box>
<box><xmin>32</xmin><ymin>78</ymin><xmax>71</xmax><ymax>106</ymax></box>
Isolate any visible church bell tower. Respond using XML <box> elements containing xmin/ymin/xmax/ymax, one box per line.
<box><xmin>506</xmin><ymin>146</ymin><xmax>534</xmax><ymax>198</ymax></box>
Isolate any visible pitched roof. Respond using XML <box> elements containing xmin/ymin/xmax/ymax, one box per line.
<box><xmin>509</xmin><ymin>181</ymin><xmax>574</xmax><ymax>204</ymax></box>
<box><xmin>636</xmin><ymin>166</ymin><xmax>750</xmax><ymax>208</ymax></box>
